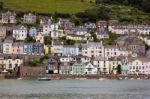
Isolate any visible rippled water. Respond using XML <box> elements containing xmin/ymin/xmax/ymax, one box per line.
<box><xmin>0</xmin><ymin>79</ymin><xmax>150</xmax><ymax>99</ymax></box>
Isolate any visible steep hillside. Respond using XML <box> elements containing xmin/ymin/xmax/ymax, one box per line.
<box><xmin>0</xmin><ymin>0</ymin><xmax>94</xmax><ymax>14</ymax></box>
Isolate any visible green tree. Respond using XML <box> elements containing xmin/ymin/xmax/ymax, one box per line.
<box><xmin>24</xmin><ymin>36</ymin><xmax>36</xmax><ymax>43</ymax></box>
<box><xmin>29</xmin><ymin>60</ymin><xmax>39</xmax><ymax>66</ymax></box>
<box><xmin>117</xmin><ymin>64</ymin><xmax>122</xmax><ymax>74</ymax></box>
<box><xmin>0</xmin><ymin>2</ymin><xmax>4</xmax><ymax>9</ymax></box>
<box><xmin>44</xmin><ymin>36</ymin><xmax>52</xmax><ymax>45</ymax></box>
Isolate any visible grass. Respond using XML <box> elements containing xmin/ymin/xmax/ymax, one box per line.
<box><xmin>0</xmin><ymin>0</ymin><xmax>95</xmax><ymax>14</ymax></box>
<box><xmin>0</xmin><ymin>0</ymin><xmax>149</xmax><ymax>23</ymax></box>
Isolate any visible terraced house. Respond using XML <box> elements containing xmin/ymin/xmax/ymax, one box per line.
<box><xmin>23</xmin><ymin>13</ymin><xmax>36</xmax><ymax>24</ymax></box>
<box><xmin>13</xmin><ymin>26</ymin><xmax>28</xmax><ymax>41</ymax></box>
<box><xmin>1</xmin><ymin>11</ymin><xmax>16</xmax><ymax>24</ymax></box>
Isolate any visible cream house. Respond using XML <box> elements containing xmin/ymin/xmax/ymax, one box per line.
<box><xmin>0</xmin><ymin>56</ymin><xmax>23</xmax><ymax>70</ymax></box>
<box><xmin>36</xmin><ymin>32</ymin><xmax>44</xmax><ymax>44</ymax></box>
<box><xmin>3</xmin><ymin>39</ymin><xmax>13</xmax><ymax>54</ymax></box>
<box><xmin>81</xmin><ymin>42</ymin><xmax>104</xmax><ymax>58</ymax></box>
<box><xmin>93</xmin><ymin>57</ymin><xmax>110</xmax><ymax>74</ymax></box>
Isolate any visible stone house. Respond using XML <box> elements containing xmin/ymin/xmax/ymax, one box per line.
<box><xmin>1</xmin><ymin>11</ymin><xmax>16</xmax><ymax>24</ymax></box>
<box><xmin>40</xmin><ymin>17</ymin><xmax>52</xmax><ymax>26</ymax></box>
<box><xmin>0</xmin><ymin>26</ymin><xmax>6</xmax><ymax>39</ymax></box>
<box><xmin>20</xmin><ymin>66</ymin><xmax>45</xmax><ymax>78</ymax></box>
<box><xmin>23</xmin><ymin>13</ymin><xmax>36</xmax><ymax>24</ymax></box>
<box><xmin>58</xmin><ymin>18</ymin><xmax>75</xmax><ymax>30</ymax></box>
<box><xmin>117</xmin><ymin>35</ymin><xmax>145</xmax><ymax>56</ymax></box>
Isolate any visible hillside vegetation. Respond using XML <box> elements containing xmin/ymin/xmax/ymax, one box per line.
<box><xmin>0</xmin><ymin>0</ymin><xmax>149</xmax><ymax>23</ymax></box>
<box><xmin>0</xmin><ymin>0</ymin><xmax>94</xmax><ymax>14</ymax></box>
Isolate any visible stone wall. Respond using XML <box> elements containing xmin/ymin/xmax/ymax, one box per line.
<box><xmin>20</xmin><ymin>65</ymin><xmax>45</xmax><ymax>79</ymax></box>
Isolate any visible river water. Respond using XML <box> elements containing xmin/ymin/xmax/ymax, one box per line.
<box><xmin>0</xmin><ymin>79</ymin><xmax>150</xmax><ymax>99</ymax></box>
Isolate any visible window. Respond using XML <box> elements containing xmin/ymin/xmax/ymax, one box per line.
<box><xmin>9</xmin><ymin>64</ymin><xmax>12</xmax><ymax>68</ymax></box>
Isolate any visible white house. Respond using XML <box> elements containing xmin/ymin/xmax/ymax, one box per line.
<box><xmin>104</xmin><ymin>45</ymin><xmax>120</xmax><ymax>59</ymax></box>
<box><xmin>127</xmin><ymin>57</ymin><xmax>150</xmax><ymax>75</ymax></box>
<box><xmin>93</xmin><ymin>57</ymin><xmax>110</xmax><ymax>74</ymax></box>
<box><xmin>0</xmin><ymin>56</ymin><xmax>23</xmax><ymax>70</ymax></box>
<box><xmin>42</xmin><ymin>24</ymin><xmax>51</xmax><ymax>36</ymax></box>
<box><xmin>13</xmin><ymin>26</ymin><xmax>27</xmax><ymax>40</ymax></box>
<box><xmin>51</xmin><ymin>24</ymin><xmax>63</xmax><ymax>38</ymax></box>
<box><xmin>51</xmin><ymin>41</ymin><xmax>64</xmax><ymax>56</ymax></box>
<box><xmin>81</xmin><ymin>41</ymin><xmax>104</xmax><ymax>58</ymax></box>
<box><xmin>84</xmin><ymin>62</ymin><xmax>98</xmax><ymax>74</ymax></box>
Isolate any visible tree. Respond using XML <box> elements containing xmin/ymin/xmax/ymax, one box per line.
<box><xmin>24</xmin><ymin>36</ymin><xmax>36</xmax><ymax>43</ymax></box>
<box><xmin>81</xmin><ymin>0</ymin><xmax>84</xmax><ymax>3</ymax></box>
<box><xmin>44</xmin><ymin>36</ymin><xmax>52</xmax><ymax>45</ymax></box>
<box><xmin>29</xmin><ymin>60</ymin><xmax>39</xmax><ymax>66</ymax></box>
<box><xmin>0</xmin><ymin>2</ymin><xmax>4</xmax><ymax>9</ymax></box>
<box><xmin>117</xmin><ymin>64</ymin><xmax>122</xmax><ymax>74</ymax></box>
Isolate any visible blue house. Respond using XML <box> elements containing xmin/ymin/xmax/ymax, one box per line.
<box><xmin>29</xmin><ymin>27</ymin><xmax>37</xmax><ymax>38</ymax></box>
<box><xmin>32</xmin><ymin>43</ymin><xmax>44</xmax><ymax>55</ymax></box>
<box><xmin>23</xmin><ymin>43</ymin><xmax>33</xmax><ymax>55</ymax></box>
<box><xmin>62</xmin><ymin>45</ymin><xmax>79</xmax><ymax>56</ymax></box>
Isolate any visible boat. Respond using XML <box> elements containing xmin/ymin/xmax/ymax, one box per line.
<box><xmin>38</xmin><ymin>77</ymin><xmax>51</xmax><ymax>81</ymax></box>
<box><xmin>117</xmin><ymin>77</ymin><xmax>123</xmax><ymax>80</ymax></box>
<box><xmin>17</xmin><ymin>78</ymin><xmax>22</xmax><ymax>80</ymax></box>
<box><xmin>99</xmin><ymin>78</ymin><xmax>104</xmax><ymax>81</ymax></box>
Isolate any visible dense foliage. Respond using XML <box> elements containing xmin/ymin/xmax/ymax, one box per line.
<box><xmin>96</xmin><ymin>0</ymin><xmax>150</xmax><ymax>13</ymax></box>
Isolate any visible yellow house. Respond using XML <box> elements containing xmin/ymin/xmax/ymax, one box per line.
<box><xmin>44</xmin><ymin>45</ymin><xmax>49</xmax><ymax>55</ymax></box>
<box><xmin>3</xmin><ymin>39</ymin><xmax>13</xmax><ymax>54</ymax></box>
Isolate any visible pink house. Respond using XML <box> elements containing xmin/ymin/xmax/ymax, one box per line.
<box><xmin>12</xmin><ymin>43</ymin><xmax>24</xmax><ymax>54</ymax></box>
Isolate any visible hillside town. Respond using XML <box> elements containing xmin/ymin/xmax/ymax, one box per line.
<box><xmin>0</xmin><ymin>11</ymin><xmax>150</xmax><ymax>79</ymax></box>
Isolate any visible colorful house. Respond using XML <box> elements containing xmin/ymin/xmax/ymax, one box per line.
<box><xmin>29</xmin><ymin>27</ymin><xmax>37</xmax><ymax>38</ymax></box>
<box><xmin>3</xmin><ymin>39</ymin><xmax>13</xmax><ymax>54</ymax></box>
<box><xmin>60</xmin><ymin>62</ymin><xmax>72</xmax><ymax>74</ymax></box>
<box><xmin>32</xmin><ymin>43</ymin><xmax>44</xmax><ymax>55</ymax></box>
<box><xmin>62</xmin><ymin>45</ymin><xmax>79</xmax><ymax>56</ymax></box>
<box><xmin>71</xmin><ymin>62</ymin><xmax>85</xmax><ymax>75</ymax></box>
<box><xmin>12</xmin><ymin>42</ymin><xmax>24</xmax><ymax>54</ymax></box>
<box><xmin>23</xmin><ymin>43</ymin><xmax>33</xmax><ymax>55</ymax></box>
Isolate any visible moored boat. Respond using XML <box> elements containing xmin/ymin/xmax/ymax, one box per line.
<box><xmin>38</xmin><ymin>77</ymin><xmax>51</xmax><ymax>81</ymax></box>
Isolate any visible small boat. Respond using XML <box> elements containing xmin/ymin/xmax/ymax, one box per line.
<box><xmin>17</xmin><ymin>78</ymin><xmax>22</xmax><ymax>80</ymax></box>
<box><xmin>99</xmin><ymin>78</ymin><xmax>104</xmax><ymax>81</ymax></box>
<box><xmin>38</xmin><ymin>77</ymin><xmax>51</xmax><ymax>81</ymax></box>
<box><xmin>137</xmin><ymin>77</ymin><xmax>141</xmax><ymax>80</ymax></box>
<box><xmin>130</xmin><ymin>78</ymin><xmax>134</xmax><ymax>80</ymax></box>
<box><xmin>117</xmin><ymin>77</ymin><xmax>123</xmax><ymax>80</ymax></box>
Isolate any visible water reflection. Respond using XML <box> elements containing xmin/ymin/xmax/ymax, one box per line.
<box><xmin>0</xmin><ymin>79</ymin><xmax>150</xmax><ymax>99</ymax></box>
